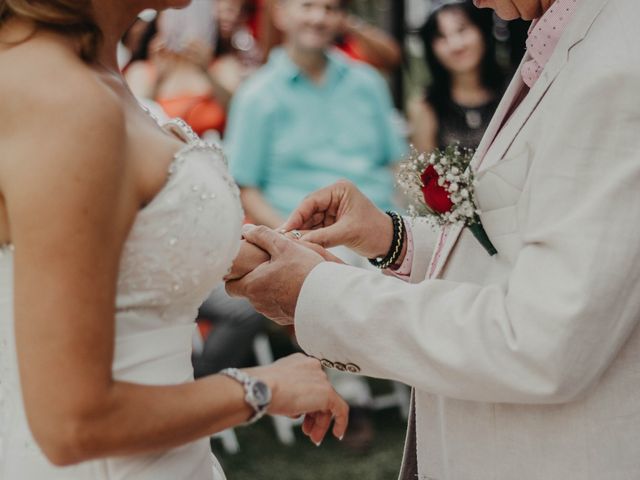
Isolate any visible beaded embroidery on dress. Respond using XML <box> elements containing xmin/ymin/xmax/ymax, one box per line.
<box><xmin>0</xmin><ymin>119</ymin><xmax>242</xmax><ymax>479</ymax></box>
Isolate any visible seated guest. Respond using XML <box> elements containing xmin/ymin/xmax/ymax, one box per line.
<box><xmin>225</xmin><ymin>0</ymin><xmax>407</xmax><ymax>451</ymax></box>
<box><xmin>255</xmin><ymin>0</ymin><xmax>401</xmax><ymax>72</ymax></box>
<box><xmin>407</xmin><ymin>0</ymin><xmax>506</xmax><ymax>152</ymax></box>
<box><xmin>226</xmin><ymin>0</ymin><xmax>406</xmax><ymax>229</ymax></box>
<box><xmin>125</xmin><ymin>0</ymin><xmax>261</xmax><ymax>137</ymax></box>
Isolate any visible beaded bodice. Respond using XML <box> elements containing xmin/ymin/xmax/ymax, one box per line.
<box><xmin>113</xmin><ymin>119</ymin><xmax>242</xmax><ymax>337</ymax></box>
<box><xmin>0</xmin><ymin>118</ymin><xmax>242</xmax><ymax>476</ymax></box>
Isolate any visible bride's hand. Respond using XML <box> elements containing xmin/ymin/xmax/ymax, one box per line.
<box><xmin>281</xmin><ymin>180</ymin><xmax>394</xmax><ymax>259</ymax></box>
<box><xmin>225</xmin><ymin>239</ymin><xmax>269</xmax><ymax>281</ymax></box>
<box><xmin>246</xmin><ymin>353</ymin><xmax>349</xmax><ymax>446</ymax></box>
<box><xmin>225</xmin><ymin>231</ymin><xmax>345</xmax><ymax>282</ymax></box>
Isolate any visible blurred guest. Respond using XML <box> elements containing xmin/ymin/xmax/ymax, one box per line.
<box><xmin>333</xmin><ymin>10</ymin><xmax>402</xmax><ymax>72</ymax></box>
<box><xmin>193</xmin><ymin>286</ymin><xmax>267</xmax><ymax>378</ymax></box>
<box><xmin>209</xmin><ymin>0</ymin><xmax>263</xmax><ymax>102</ymax></box>
<box><xmin>119</xmin><ymin>9</ymin><xmax>158</xmax><ymax>70</ymax></box>
<box><xmin>226</xmin><ymin>0</ymin><xmax>406</xmax><ymax>229</ymax></box>
<box><xmin>225</xmin><ymin>0</ymin><xmax>407</xmax><ymax>450</ymax></box>
<box><xmin>407</xmin><ymin>0</ymin><xmax>505</xmax><ymax>152</ymax></box>
<box><xmin>256</xmin><ymin>0</ymin><xmax>401</xmax><ymax>72</ymax></box>
<box><xmin>125</xmin><ymin>0</ymin><xmax>260</xmax><ymax>137</ymax></box>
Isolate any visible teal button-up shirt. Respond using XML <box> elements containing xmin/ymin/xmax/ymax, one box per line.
<box><xmin>225</xmin><ymin>48</ymin><xmax>407</xmax><ymax>216</ymax></box>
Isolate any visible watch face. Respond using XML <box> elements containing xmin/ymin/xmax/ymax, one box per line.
<box><xmin>251</xmin><ymin>380</ymin><xmax>271</xmax><ymax>407</ymax></box>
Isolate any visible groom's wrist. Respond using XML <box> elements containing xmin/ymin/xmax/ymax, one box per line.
<box><xmin>368</xmin><ymin>211</ymin><xmax>405</xmax><ymax>269</ymax></box>
<box><xmin>370</xmin><ymin>211</ymin><xmax>395</xmax><ymax>258</ymax></box>
<box><xmin>389</xmin><ymin>234</ymin><xmax>408</xmax><ymax>270</ymax></box>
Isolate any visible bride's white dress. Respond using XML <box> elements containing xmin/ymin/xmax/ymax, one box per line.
<box><xmin>0</xmin><ymin>119</ymin><xmax>243</xmax><ymax>479</ymax></box>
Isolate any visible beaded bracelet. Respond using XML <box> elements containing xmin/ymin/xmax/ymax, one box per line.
<box><xmin>368</xmin><ymin>211</ymin><xmax>405</xmax><ymax>269</ymax></box>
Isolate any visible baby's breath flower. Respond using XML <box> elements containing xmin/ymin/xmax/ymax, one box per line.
<box><xmin>396</xmin><ymin>144</ymin><xmax>478</xmax><ymax>226</ymax></box>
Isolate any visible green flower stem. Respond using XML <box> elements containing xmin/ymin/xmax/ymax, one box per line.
<box><xmin>468</xmin><ymin>222</ymin><xmax>497</xmax><ymax>256</ymax></box>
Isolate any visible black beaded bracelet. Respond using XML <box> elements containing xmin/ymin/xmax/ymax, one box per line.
<box><xmin>368</xmin><ymin>211</ymin><xmax>405</xmax><ymax>269</ymax></box>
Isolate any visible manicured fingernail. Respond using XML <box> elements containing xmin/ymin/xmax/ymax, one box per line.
<box><xmin>314</xmin><ymin>440</ymin><xmax>322</xmax><ymax>447</ymax></box>
<box><xmin>339</xmin><ymin>435</ymin><xmax>344</xmax><ymax>441</ymax></box>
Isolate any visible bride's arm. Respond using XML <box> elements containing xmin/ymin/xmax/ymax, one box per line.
<box><xmin>4</xmin><ymin>67</ymin><xmax>346</xmax><ymax>466</ymax></box>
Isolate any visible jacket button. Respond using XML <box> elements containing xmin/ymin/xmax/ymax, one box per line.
<box><xmin>320</xmin><ymin>359</ymin><xmax>334</xmax><ymax>369</ymax></box>
<box><xmin>334</xmin><ymin>362</ymin><xmax>347</xmax><ymax>372</ymax></box>
<box><xmin>346</xmin><ymin>363</ymin><xmax>360</xmax><ymax>373</ymax></box>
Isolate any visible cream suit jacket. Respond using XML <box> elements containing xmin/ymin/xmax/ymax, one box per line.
<box><xmin>295</xmin><ymin>0</ymin><xmax>640</xmax><ymax>478</ymax></box>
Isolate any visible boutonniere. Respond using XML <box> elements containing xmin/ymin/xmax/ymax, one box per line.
<box><xmin>397</xmin><ymin>144</ymin><xmax>497</xmax><ymax>256</ymax></box>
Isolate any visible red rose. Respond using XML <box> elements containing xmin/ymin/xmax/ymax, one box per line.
<box><xmin>420</xmin><ymin>165</ymin><xmax>453</xmax><ymax>214</ymax></box>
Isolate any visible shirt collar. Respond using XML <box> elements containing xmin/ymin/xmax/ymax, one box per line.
<box><xmin>521</xmin><ymin>0</ymin><xmax>580</xmax><ymax>87</ymax></box>
<box><xmin>268</xmin><ymin>47</ymin><xmax>350</xmax><ymax>85</ymax></box>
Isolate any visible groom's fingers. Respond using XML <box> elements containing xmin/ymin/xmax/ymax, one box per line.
<box><xmin>281</xmin><ymin>185</ymin><xmax>341</xmax><ymax>232</ymax></box>
<box><xmin>225</xmin><ymin>276</ymin><xmax>246</xmax><ymax>299</ymax></box>
<box><xmin>242</xmin><ymin>224</ymin><xmax>289</xmax><ymax>258</ymax></box>
<box><xmin>224</xmin><ymin>240</ymin><xmax>270</xmax><ymax>281</ymax></box>
<box><xmin>299</xmin><ymin>241</ymin><xmax>345</xmax><ymax>264</ymax></box>
<box><xmin>300</xmin><ymin>223</ymin><xmax>346</xmax><ymax>250</ymax></box>
<box><xmin>225</xmin><ymin>261</ymin><xmax>268</xmax><ymax>298</ymax></box>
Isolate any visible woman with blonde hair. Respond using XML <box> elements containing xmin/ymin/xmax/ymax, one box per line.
<box><xmin>0</xmin><ymin>1</ymin><xmax>348</xmax><ymax>479</ymax></box>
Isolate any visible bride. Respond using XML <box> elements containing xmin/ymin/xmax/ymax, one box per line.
<box><xmin>0</xmin><ymin>1</ymin><xmax>348</xmax><ymax>479</ymax></box>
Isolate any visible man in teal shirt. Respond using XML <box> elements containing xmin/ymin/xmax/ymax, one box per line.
<box><xmin>225</xmin><ymin>0</ymin><xmax>407</xmax><ymax>228</ymax></box>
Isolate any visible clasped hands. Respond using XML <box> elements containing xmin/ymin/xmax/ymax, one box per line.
<box><xmin>224</xmin><ymin>181</ymin><xmax>395</xmax><ymax>325</ymax></box>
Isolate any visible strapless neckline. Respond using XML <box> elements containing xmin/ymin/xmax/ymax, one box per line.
<box><xmin>0</xmin><ymin>117</ymin><xmax>227</xmax><ymax>254</ymax></box>
<box><xmin>140</xmin><ymin>120</ymin><xmax>227</xmax><ymax>215</ymax></box>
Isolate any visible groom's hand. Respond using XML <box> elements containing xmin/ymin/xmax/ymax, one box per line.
<box><xmin>281</xmin><ymin>180</ymin><xmax>394</xmax><ymax>259</ymax></box>
<box><xmin>225</xmin><ymin>225</ymin><xmax>325</xmax><ymax>325</ymax></box>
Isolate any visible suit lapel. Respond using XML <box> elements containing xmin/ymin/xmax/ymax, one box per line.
<box><xmin>477</xmin><ymin>0</ymin><xmax>608</xmax><ymax>174</ymax></box>
<box><xmin>426</xmin><ymin>0</ymin><xmax>609</xmax><ymax>280</ymax></box>
<box><xmin>470</xmin><ymin>58</ymin><xmax>527</xmax><ymax>172</ymax></box>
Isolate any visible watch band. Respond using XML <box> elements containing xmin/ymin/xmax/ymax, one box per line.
<box><xmin>220</xmin><ymin>368</ymin><xmax>270</xmax><ymax>425</ymax></box>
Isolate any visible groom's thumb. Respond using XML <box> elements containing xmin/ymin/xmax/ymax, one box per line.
<box><xmin>242</xmin><ymin>224</ymin><xmax>288</xmax><ymax>257</ymax></box>
<box><xmin>300</xmin><ymin>224</ymin><xmax>345</xmax><ymax>250</ymax></box>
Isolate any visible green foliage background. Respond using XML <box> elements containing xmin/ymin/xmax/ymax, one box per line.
<box><xmin>214</xmin><ymin>408</ymin><xmax>407</xmax><ymax>480</ymax></box>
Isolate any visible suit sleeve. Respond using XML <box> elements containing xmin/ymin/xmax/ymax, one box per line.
<box><xmin>294</xmin><ymin>58</ymin><xmax>640</xmax><ymax>404</ymax></box>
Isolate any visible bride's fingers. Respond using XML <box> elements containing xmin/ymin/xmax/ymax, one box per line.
<box><xmin>329</xmin><ymin>395</ymin><xmax>350</xmax><ymax>440</ymax></box>
<box><xmin>241</xmin><ymin>225</ymin><xmax>289</xmax><ymax>258</ymax></box>
<box><xmin>308</xmin><ymin>411</ymin><xmax>333</xmax><ymax>446</ymax></box>
<box><xmin>302</xmin><ymin>413</ymin><xmax>316</xmax><ymax>436</ymax></box>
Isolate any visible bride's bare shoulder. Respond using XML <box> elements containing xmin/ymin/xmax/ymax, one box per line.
<box><xmin>0</xmin><ymin>37</ymin><xmax>127</xmax><ymax>169</ymax></box>
<box><xmin>0</xmin><ymin>36</ymin><xmax>123</xmax><ymax>139</ymax></box>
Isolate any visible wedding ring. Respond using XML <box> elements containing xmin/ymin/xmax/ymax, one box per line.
<box><xmin>290</xmin><ymin>229</ymin><xmax>302</xmax><ymax>240</ymax></box>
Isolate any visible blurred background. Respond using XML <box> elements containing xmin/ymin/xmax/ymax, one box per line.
<box><xmin>120</xmin><ymin>1</ymin><xmax>529</xmax><ymax>477</ymax></box>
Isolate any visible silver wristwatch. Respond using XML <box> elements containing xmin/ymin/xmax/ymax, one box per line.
<box><xmin>220</xmin><ymin>368</ymin><xmax>271</xmax><ymax>424</ymax></box>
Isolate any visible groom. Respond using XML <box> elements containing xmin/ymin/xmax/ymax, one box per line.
<box><xmin>227</xmin><ymin>0</ymin><xmax>640</xmax><ymax>478</ymax></box>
